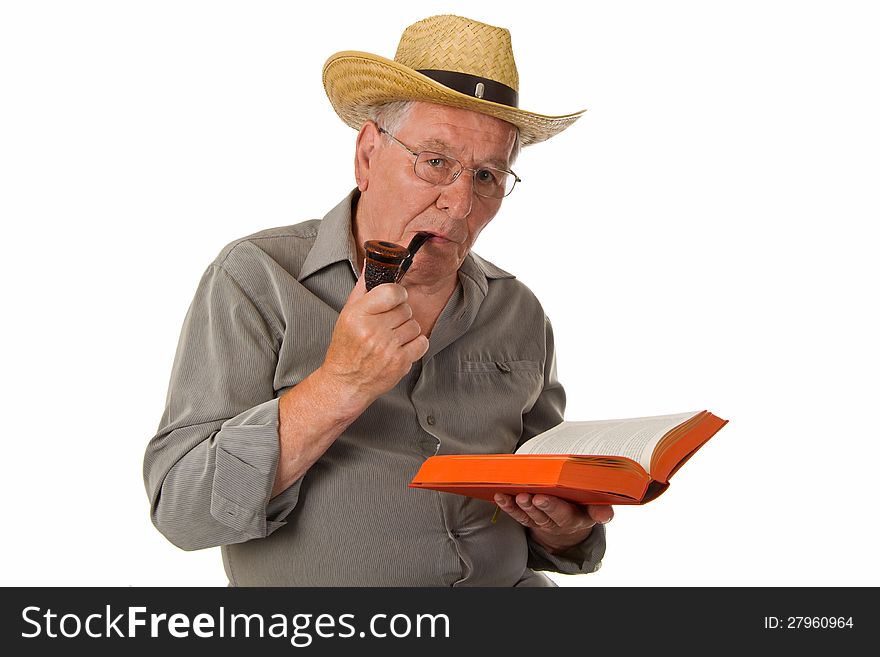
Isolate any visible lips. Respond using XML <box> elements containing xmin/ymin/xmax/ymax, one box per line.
<box><xmin>421</xmin><ymin>231</ymin><xmax>454</xmax><ymax>243</ymax></box>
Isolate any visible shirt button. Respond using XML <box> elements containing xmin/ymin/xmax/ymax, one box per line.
<box><xmin>426</xmin><ymin>414</ymin><xmax>436</xmax><ymax>425</ymax></box>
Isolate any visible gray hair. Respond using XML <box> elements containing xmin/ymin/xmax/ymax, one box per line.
<box><xmin>368</xmin><ymin>100</ymin><xmax>415</xmax><ymax>136</ymax></box>
<box><xmin>368</xmin><ymin>100</ymin><xmax>522</xmax><ymax>166</ymax></box>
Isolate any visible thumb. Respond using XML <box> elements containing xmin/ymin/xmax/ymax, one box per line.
<box><xmin>588</xmin><ymin>505</ymin><xmax>614</xmax><ymax>525</ymax></box>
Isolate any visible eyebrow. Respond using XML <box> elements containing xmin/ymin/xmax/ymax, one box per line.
<box><xmin>417</xmin><ymin>138</ymin><xmax>511</xmax><ymax>170</ymax></box>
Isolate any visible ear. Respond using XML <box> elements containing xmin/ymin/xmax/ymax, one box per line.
<box><xmin>354</xmin><ymin>121</ymin><xmax>382</xmax><ymax>192</ymax></box>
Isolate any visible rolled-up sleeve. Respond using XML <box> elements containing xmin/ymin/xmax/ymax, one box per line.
<box><xmin>143</xmin><ymin>262</ymin><xmax>300</xmax><ymax>551</ymax></box>
<box><xmin>527</xmin><ymin>523</ymin><xmax>606</xmax><ymax>575</ymax></box>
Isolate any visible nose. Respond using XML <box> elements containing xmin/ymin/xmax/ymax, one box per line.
<box><xmin>436</xmin><ymin>169</ymin><xmax>474</xmax><ymax>218</ymax></box>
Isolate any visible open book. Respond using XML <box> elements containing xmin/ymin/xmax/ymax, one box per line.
<box><xmin>409</xmin><ymin>410</ymin><xmax>728</xmax><ymax>505</ymax></box>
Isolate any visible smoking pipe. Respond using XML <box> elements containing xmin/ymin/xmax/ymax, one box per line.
<box><xmin>363</xmin><ymin>232</ymin><xmax>432</xmax><ymax>291</ymax></box>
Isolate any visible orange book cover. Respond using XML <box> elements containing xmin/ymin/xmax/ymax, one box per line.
<box><xmin>409</xmin><ymin>410</ymin><xmax>728</xmax><ymax>505</ymax></box>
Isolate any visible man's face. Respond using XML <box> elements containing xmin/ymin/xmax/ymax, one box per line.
<box><xmin>354</xmin><ymin>102</ymin><xmax>518</xmax><ymax>285</ymax></box>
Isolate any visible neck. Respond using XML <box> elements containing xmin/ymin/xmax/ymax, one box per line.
<box><xmin>402</xmin><ymin>269</ymin><xmax>457</xmax><ymax>298</ymax></box>
<box><xmin>402</xmin><ymin>274</ymin><xmax>458</xmax><ymax>338</ymax></box>
<box><xmin>352</xmin><ymin>202</ymin><xmax>370</xmax><ymax>274</ymax></box>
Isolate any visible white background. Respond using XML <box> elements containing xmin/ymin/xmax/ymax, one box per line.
<box><xmin>2</xmin><ymin>1</ymin><xmax>877</xmax><ymax>587</ymax></box>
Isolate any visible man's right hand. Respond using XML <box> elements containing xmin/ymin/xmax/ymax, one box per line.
<box><xmin>319</xmin><ymin>272</ymin><xmax>429</xmax><ymax>407</ymax></box>
<box><xmin>272</xmin><ymin>273</ymin><xmax>429</xmax><ymax>498</ymax></box>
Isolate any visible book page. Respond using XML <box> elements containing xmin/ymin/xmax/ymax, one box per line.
<box><xmin>515</xmin><ymin>411</ymin><xmax>699</xmax><ymax>473</ymax></box>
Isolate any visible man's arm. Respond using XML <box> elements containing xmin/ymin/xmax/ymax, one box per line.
<box><xmin>144</xmin><ymin>261</ymin><xmax>426</xmax><ymax>550</ymax></box>
<box><xmin>271</xmin><ymin>274</ymin><xmax>428</xmax><ymax>497</ymax></box>
<box><xmin>144</xmin><ymin>262</ymin><xmax>283</xmax><ymax>550</ymax></box>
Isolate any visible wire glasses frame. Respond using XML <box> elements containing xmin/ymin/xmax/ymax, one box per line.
<box><xmin>378</xmin><ymin>127</ymin><xmax>521</xmax><ymax>199</ymax></box>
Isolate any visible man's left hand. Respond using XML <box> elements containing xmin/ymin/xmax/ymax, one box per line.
<box><xmin>493</xmin><ymin>493</ymin><xmax>613</xmax><ymax>554</ymax></box>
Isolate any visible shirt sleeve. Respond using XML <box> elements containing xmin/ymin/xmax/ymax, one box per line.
<box><xmin>520</xmin><ymin>315</ymin><xmax>608</xmax><ymax>575</ymax></box>
<box><xmin>143</xmin><ymin>262</ymin><xmax>301</xmax><ymax>551</ymax></box>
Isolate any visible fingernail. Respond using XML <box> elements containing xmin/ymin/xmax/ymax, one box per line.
<box><xmin>535</xmin><ymin>498</ymin><xmax>548</xmax><ymax>508</ymax></box>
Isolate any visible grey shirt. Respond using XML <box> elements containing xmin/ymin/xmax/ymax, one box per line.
<box><xmin>143</xmin><ymin>189</ymin><xmax>605</xmax><ymax>586</ymax></box>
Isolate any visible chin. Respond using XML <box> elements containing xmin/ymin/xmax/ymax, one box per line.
<box><xmin>408</xmin><ymin>252</ymin><xmax>463</xmax><ymax>281</ymax></box>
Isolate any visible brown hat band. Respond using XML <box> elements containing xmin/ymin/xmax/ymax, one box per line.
<box><xmin>417</xmin><ymin>69</ymin><xmax>519</xmax><ymax>108</ymax></box>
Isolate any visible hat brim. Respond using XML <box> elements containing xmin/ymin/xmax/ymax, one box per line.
<box><xmin>322</xmin><ymin>51</ymin><xmax>585</xmax><ymax>146</ymax></box>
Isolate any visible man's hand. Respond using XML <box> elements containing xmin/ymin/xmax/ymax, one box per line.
<box><xmin>273</xmin><ymin>273</ymin><xmax>428</xmax><ymax>498</ymax></box>
<box><xmin>493</xmin><ymin>493</ymin><xmax>613</xmax><ymax>554</ymax></box>
<box><xmin>320</xmin><ymin>272</ymin><xmax>429</xmax><ymax>407</ymax></box>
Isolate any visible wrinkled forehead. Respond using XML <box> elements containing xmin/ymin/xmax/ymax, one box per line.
<box><xmin>402</xmin><ymin>102</ymin><xmax>518</xmax><ymax>164</ymax></box>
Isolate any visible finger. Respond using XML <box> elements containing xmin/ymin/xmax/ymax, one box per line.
<box><xmin>393</xmin><ymin>318</ymin><xmax>422</xmax><ymax>345</ymax></box>
<box><xmin>587</xmin><ymin>504</ymin><xmax>614</xmax><ymax>524</ymax></box>
<box><xmin>360</xmin><ymin>302</ymin><xmax>412</xmax><ymax>332</ymax></box>
<box><xmin>494</xmin><ymin>493</ymin><xmax>535</xmax><ymax>527</ymax></box>
<box><xmin>515</xmin><ymin>493</ymin><xmax>556</xmax><ymax>529</ymax></box>
<box><xmin>360</xmin><ymin>283</ymin><xmax>409</xmax><ymax>315</ymax></box>
<box><xmin>387</xmin><ymin>302</ymin><xmax>414</xmax><ymax>329</ymax></box>
<box><xmin>401</xmin><ymin>334</ymin><xmax>429</xmax><ymax>362</ymax></box>
<box><xmin>530</xmin><ymin>494</ymin><xmax>590</xmax><ymax>531</ymax></box>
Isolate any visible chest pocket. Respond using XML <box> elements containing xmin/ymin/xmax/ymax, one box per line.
<box><xmin>447</xmin><ymin>358</ymin><xmax>545</xmax><ymax>454</ymax></box>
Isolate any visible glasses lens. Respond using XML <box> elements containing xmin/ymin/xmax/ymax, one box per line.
<box><xmin>473</xmin><ymin>168</ymin><xmax>516</xmax><ymax>199</ymax></box>
<box><xmin>414</xmin><ymin>152</ymin><xmax>460</xmax><ymax>185</ymax></box>
<box><xmin>413</xmin><ymin>152</ymin><xmax>518</xmax><ymax>198</ymax></box>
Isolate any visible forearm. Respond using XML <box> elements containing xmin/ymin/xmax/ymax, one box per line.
<box><xmin>271</xmin><ymin>367</ymin><xmax>372</xmax><ymax>497</ymax></box>
<box><xmin>148</xmin><ymin>368</ymin><xmax>369</xmax><ymax>550</ymax></box>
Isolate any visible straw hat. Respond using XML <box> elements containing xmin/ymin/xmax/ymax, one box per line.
<box><xmin>322</xmin><ymin>14</ymin><xmax>585</xmax><ymax>146</ymax></box>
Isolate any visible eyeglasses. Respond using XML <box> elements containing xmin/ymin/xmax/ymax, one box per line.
<box><xmin>378</xmin><ymin>127</ymin><xmax>521</xmax><ymax>199</ymax></box>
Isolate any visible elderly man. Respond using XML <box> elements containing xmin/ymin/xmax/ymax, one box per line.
<box><xmin>144</xmin><ymin>14</ymin><xmax>611</xmax><ymax>586</ymax></box>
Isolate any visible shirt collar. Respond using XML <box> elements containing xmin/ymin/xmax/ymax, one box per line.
<box><xmin>298</xmin><ymin>189</ymin><xmax>360</xmax><ymax>282</ymax></box>
<box><xmin>298</xmin><ymin>188</ymin><xmax>517</xmax><ymax>289</ymax></box>
<box><xmin>459</xmin><ymin>251</ymin><xmax>515</xmax><ymax>297</ymax></box>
